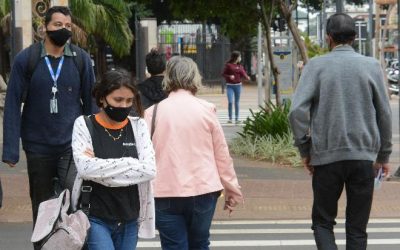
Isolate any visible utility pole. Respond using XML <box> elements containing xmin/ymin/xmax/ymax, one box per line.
<box><xmin>368</xmin><ymin>0</ymin><xmax>373</xmax><ymax>57</ymax></box>
<box><xmin>396</xmin><ymin>0</ymin><xmax>400</xmax><ymax>178</ymax></box>
<box><xmin>10</xmin><ymin>0</ymin><xmax>16</xmax><ymax>64</ymax></box>
<box><xmin>257</xmin><ymin>22</ymin><xmax>263</xmax><ymax>107</ymax></box>
<box><xmin>336</xmin><ymin>0</ymin><xmax>344</xmax><ymax>13</ymax></box>
<box><xmin>322</xmin><ymin>0</ymin><xmax>328</xmax><ymax>48</ymax></box>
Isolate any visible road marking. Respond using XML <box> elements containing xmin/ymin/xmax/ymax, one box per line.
<box><xmin>209</xmin><ymin>227</ymin><xmax>400</xmax><ymax>234</ymax></box>
<box><xmin>212</xmin><ymin>218</ymin><xmax>400</xmax><ymax>225</ymax></box>
<box><xmin>138</xmin><ymin>239</ymin><xmax>400</xmax><ymax>248</ymax></box>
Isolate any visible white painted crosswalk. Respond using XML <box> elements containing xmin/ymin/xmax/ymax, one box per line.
<box><xmin>137</xmin><ymin>219</ymin><xmax>400</xmax><ymax>249</ymax></box>
<box><xmin>216</xmin><ymin>109</ymin><xmax>258</xmax><ymax>126</ymax></box>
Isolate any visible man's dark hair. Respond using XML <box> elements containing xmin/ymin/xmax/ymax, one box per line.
<box><xmin>44</xmin><ymin>6</ymin><xmax>72</xmax><ymax>26</ymax></box>
<box><xmin>146</xmin><ymin>49</ymin><xmax>166</xmax><ymax>75</ymax></box>
<box><xmin>326</xmin><ymin>13</ymin><xmax>356</xmax><ymax>44</ymax></box>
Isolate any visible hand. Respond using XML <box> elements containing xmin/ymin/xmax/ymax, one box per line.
<box><xmin>4</xmin><ymin>161</ymin><xmax>16</xmax><ymax>168</ymax></box>
<box><xmin>374</xmin><ymin>162</ymin><xmax>390</xmax><ymax>178</ymax></box>
<box><xmin>246</xmin><ymin>76</ymin><xmax>250</xmax><ymax>81</ymax></box>
<box><xmin>230</xmin><ymin>75</ymin><xmax>234</xmax><ymax>80</ymax></box>
<box><xmin>223</xmin><ymin>197</ymin><xmax>238</xmax><ymax>216</ymax></box>
<box><xmin>302</xmin><ymin>157</ymin><xmax>313</xmax><ymax>176</ymax></box>
<box><xmin>84</xmin><ymin>149</ymin><xmax>95</xmax><ymax>158</ymax></box>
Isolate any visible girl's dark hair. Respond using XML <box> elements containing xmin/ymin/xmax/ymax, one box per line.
<box><xmin>326</xmin><ymin>13</ymin><xmax>356</xmax><ymax>44</ymax></box>
<box><xmin>92</xmin><ymin>69</ymin><xmax>143</xmax><ymax>117</ymax></box>
<box><xmin>45</xmin><ymin>6</ymin><xmax>72</xmax><ymax>27</ymax></box>
<box><xmin>228</xmin><ymin>51</ymin><xmax>241</xmax><ymax>64</ymax></box>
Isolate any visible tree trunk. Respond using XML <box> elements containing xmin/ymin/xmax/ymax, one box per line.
<box><xmin>94</xmin><ymin>38</ymin><xmax>108</xmax><ymax>80</ymax></box>
<box><xmin>278</xmin><ymin>0</ymin><xmax>309</xmax><ymax>65</ymax></box>
<box><xmin>0</xmin><ymin>31</ymin><xmax>8</xmax><ymax>79</ymax></box>
<box><xmin>259</xmin><ymin>0</ymin><xmax>281</xmax><ymax>107</ymax></box>
<box><xmin>263</xmin><ymin>37</ymin><xmax>271</xmax><ymax>104</ymax></box>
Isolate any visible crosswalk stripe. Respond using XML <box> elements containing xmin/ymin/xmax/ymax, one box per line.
<box><xmin>138</xmin><ymin>239</ymin><xmax>400</xmax><ymax>248</ymax></box>
<box><xmin>147</xmin><ymin>227</ymin><xmax>400</xmax><ymax>235</ymax></box>
<box><xmin>216</xmin><ymin>110</ymin><xmax>257</xmax><ymax>125</ymax></box>
<box><xmin>212</xmin><ymin>218</ymin><xmax>400</xmax><ymax>224</ymax></box>
<box><xmin>137</xmin><ymin>220</ymin><xmax>400</xmax><ymax>248</ymax></box>
<box><xmin>209</xmin><ymin>227</ymin><xmax>400</xmax><ymax>234</ymax></box>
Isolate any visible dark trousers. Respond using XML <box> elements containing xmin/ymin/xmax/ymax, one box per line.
<box><xmin>312</xmin><ymin>160</ymin><xmax>374</xmax><ymax>250</ymax></box>
<box><xmin>26</xmin><ymin>148</ymin><xmax>77</xmax><ymax>225</ymax></box>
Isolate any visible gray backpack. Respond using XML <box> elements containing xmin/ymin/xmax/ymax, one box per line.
<box><xmin>31</xmin><ymin>189</ymin><xmax>90</xmax><ymax>250</ymax></box>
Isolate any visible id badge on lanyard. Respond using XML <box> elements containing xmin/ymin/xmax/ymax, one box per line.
<box><xmin>45</xmin><ymin>56</ymin><xmax>64</xmax><ymax>114</ymax></box>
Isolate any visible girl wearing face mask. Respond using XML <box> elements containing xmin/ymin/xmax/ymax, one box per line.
<box><xmin>70</xmin><ymin>69</ymin><xmax>156</xmax><ymax>250</ymax></box>
<box><xmin>222</xmin><ymin>51</ymin><xmax>250</xmax><ymax>124</ymax></box>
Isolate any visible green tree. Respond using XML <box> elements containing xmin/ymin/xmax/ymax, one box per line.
<box><xmin>70</xmin><ymin>0</ymin><xmax>133</xmax><ymax>77</ymax></box>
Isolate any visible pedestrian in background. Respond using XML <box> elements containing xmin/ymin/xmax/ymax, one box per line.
<box><xmin>137</xmin><ymin>49</ymin><xmax>167</xmax><ymax>110</ymax></box>
<box><xmin>222</xmin><ymin>51</ymin><xmax>250</xmax><ymax>124</ymax></box>
<box><xmin>146</xmin><ymin>56</ymin><xmax>244</xmax><ymax>250</ymax></box>
<box><xmin>2</xmin><ymin>6</ymin><xmax>96</xmax><ymax>231</ymax></box>
<box><xmin>71</xmin><ymin>69</ymin><xmax>156</xmax><ymax>249</ymax></box>
<box><xmin>289</xmin><ymin>13</ymin><xmax>392</xmax><ymax>250</ymax></box>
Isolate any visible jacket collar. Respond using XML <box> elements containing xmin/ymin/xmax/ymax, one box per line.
<box><xmin>40</xmin><ymin>41</ymin><xmax>74</xmax><ymax>58</ymax></box>
<box><xmin>331</xmin><ymin>44</ymin><xmax>354</xmax><ymax>52</ymax></box>
<box><xmin>168</xmin><ymin>89</ymin><xmax>194</xmax><ymax>97</ymax></box>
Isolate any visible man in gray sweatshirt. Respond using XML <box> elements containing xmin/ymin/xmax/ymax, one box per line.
<box><xmin>289</xmin><ymin>13</ymin><xmax>392</xmax><ymax>250</ymax></box>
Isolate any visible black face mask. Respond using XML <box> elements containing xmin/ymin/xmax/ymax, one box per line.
<box><xmin>104</xmin><ymin>102</ymin><xmax>132</xmax><ymax>122</ymax></box>
<box><xmin>46</xmin><ymin>28</ymin><xmax>72</xmax><ymax>47</ymax></box>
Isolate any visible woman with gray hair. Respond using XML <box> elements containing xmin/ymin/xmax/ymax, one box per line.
<box><xmin>145</xmin><ymin>56</ymin><xmax>244</xmax><ymax>250</ymax></box>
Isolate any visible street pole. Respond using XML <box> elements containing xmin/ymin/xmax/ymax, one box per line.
<box><xmin>257</xmin><ymin>22</ymin><xmax>263</xmax><ymax>107</ymax></box>
<box><xmin>336</xmin><ymin>0</ymin><xmax>344</xmax><ymax>13</ymax></box>
<box><xmin>396</xmin><ymin>0</ymin><xmax>400</xmax><ymax>177</ymax></box>
<box><xmin>368</xmin><ymin>0</ymin><xmax>373</xmax><ymax>57</ymax></box>
<box><xmin>10</xmin><ymin>0</ymin><xmax>16</xmax><ymax>65</ymax></box>
<box><xmin>135</xmin><ymin>13</ymin><xmax>140</xmax><ymax>84</ymax></box>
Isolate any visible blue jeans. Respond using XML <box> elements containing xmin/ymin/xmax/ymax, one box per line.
<box><xmin>87</xmin><ymin>216</ymin><xmax>138</xmax><ymax>250</ymax></box>
<box><xmin>226</xmin><ymin>84</ymin><xmax>242</xmax><ymax>121</ymax></box>
<box><xmin>155</xmin><ymin>191</ymin><xmax>220</xmax><ymax>250</ymax></box>
<box><xmin>312</xmin><ymin>160</ymin><xmax>374</xmax><ymax>250</ymax></box>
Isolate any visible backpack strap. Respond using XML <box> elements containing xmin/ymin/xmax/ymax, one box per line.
<box><xmin>151</xmin><ymin>104</ymin><xmax>158</xmax><ymax>139</ymax></box>
<box><xmin>80</xmin><ymin>115</ymin><xmax>94</xmax><ymax>215</ymax></box>
<box><xmin>69</xmin><ymin>44</ymin><xmax>85</xmax><ymax>80</ymax></box>
<box><xmin>24</xmin><ymin>43</ymin><xmax>42</xmax><ymax>102</ymax></box>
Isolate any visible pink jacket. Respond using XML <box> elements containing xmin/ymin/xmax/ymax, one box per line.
<box><xmin>144</xmin><ymin>90</ymin><xmax>243</xmax><ymax>204</ymax></box>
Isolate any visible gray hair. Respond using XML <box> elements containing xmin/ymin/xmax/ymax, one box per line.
<box><xmin>162</xmin><ymin>56</ymin><xmax>203</xmax><ymax>94</ymax></box>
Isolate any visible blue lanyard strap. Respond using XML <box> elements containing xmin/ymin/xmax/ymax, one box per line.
<box><xmin>44</xmin><ymin>56</ymin><xmax>64</xmax><ymax>86</ymax></box>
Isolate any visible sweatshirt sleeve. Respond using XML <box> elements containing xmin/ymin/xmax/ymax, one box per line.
<box><xmin>371</xmin><ymin>61</ymin><xmax>392</xmax><ymax>163</ymax></box>
<box><xmin>2</xmin><ymin>51</ymin><xmax>28</xmax><ymax>164</ymax></box>
<box><xmin>211</xmin><ymin>107</ymin><xmax>243</xmax><ymax>204</ymax></box>
<box><xmin>71</xmin><ymin>116</ymin><xmax>156</xmax><ymax>187</ymax></box>
<box><xmin>288</xmin><ymin>61</ymin><xmax>318</xmax><ymax>158</ymax></box>
<box><xmin>239</xmin><ymin>65</ymin><xmax>249</xmax><ymax>79</ymax></box>
<box><xmin>80</xmin><ymin>51</ymin><xmax>98</xmax><ymax>115</ymax></box>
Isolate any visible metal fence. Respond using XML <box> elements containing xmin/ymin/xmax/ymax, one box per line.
<box><xmin>157</xmin><ymin>23</ymin><xmax>231</xmax><ymax>86</ymax></box>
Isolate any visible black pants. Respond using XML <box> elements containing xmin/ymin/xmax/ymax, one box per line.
<box><xmin>311</xmin><ymin>160</ymin><xmax>374</xmax><ymax>250</ymax></box>
<box><xmin>26</xmin><ymin>148</ymin><xmax>77</xmax><ymax>225</ymax></box>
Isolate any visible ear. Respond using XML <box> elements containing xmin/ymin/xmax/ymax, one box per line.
<box><xmin>100</xmin><ymin>97</ymin><xmax>106</xmax><ymax>108</ymax></box>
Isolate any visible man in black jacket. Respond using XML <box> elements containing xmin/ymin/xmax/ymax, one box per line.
<box><xmin>137</xmin><ymin>49</ymin><xmax>167</xmax><ymax>110</ymax></box>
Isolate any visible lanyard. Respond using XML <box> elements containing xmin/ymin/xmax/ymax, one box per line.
<box><xmin>44</xmin><ymin>56</ymin><xmax>64</xmax><ymax>87</ymax></box>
